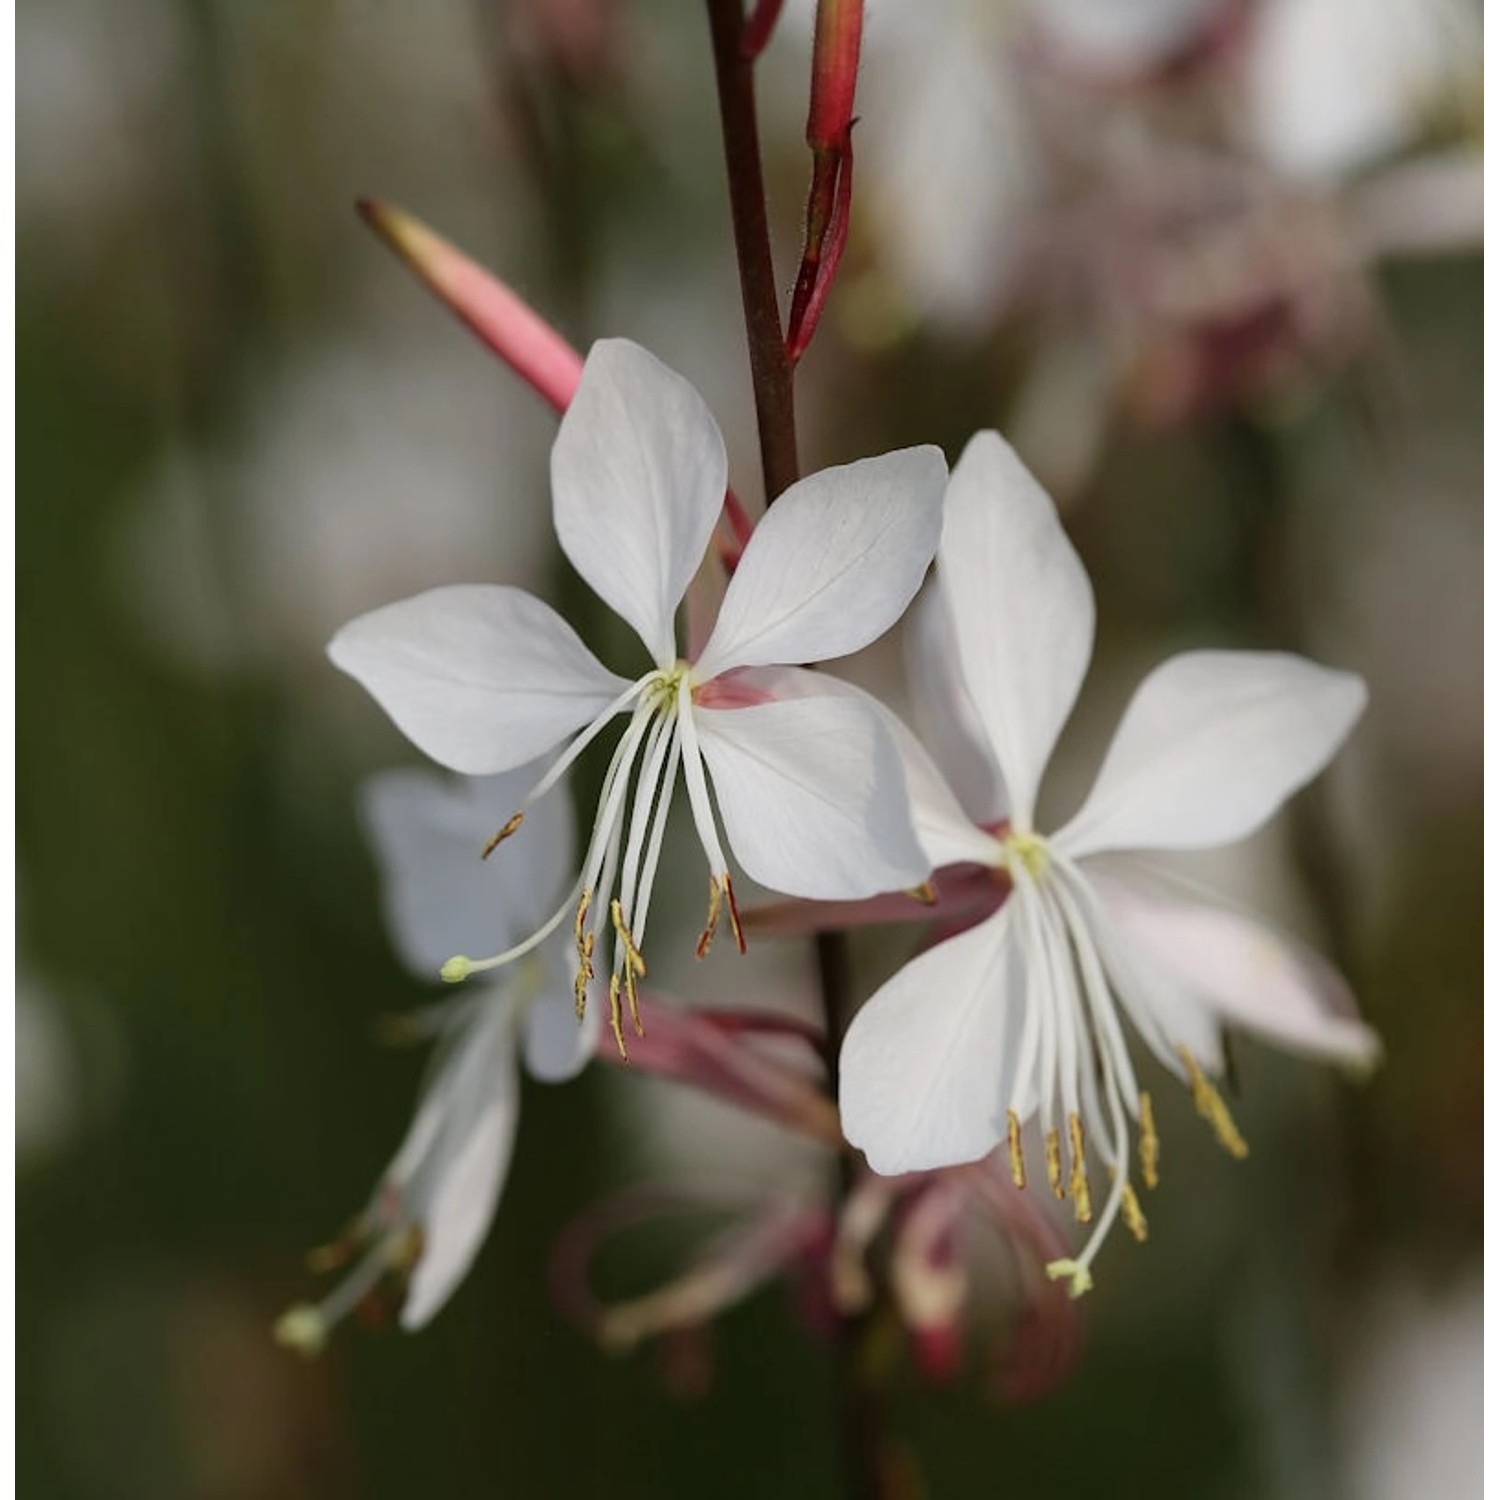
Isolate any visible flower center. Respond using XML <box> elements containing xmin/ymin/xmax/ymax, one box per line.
<box><xmin>999</xmin><ymin>828</ymin><xmax>1050</xmax><ymax>882</ymax></box>
<box><xmin>990</xmin><ymin>843</ymin><xmax>1252</xmax><ymax>1297</ymax></box>
<box><xmin>435</xmin><ymin>663</ymin><xmax>745</xmax><ymax>1060</ymax></box>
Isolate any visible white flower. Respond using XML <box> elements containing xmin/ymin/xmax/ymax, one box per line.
<box><xmin>328</xmin><ymin>338</ymin><xmax>943</xmax><ymax>1053</ymax></box>
<box><xmin>839</xmin><ymin>431</ymin><xmax>1379</xmax><ymax>1295</ymax></box>
<box><xmin>276</xmin><ymin>762</ymin><xmax>587</xmax><ymax>1350</ymax></box>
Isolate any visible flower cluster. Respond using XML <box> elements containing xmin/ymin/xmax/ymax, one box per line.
<box><xmin>282</xmin><ymin>332</ymin><xmax>1375</xmax><ymax>1351</ymax></box>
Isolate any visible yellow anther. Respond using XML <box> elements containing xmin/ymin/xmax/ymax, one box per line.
<box><xmin>695</xmin><ymin>876</ymin><xmax>722</xmax><ymax>958</ymax></box>
<box><xmin>723</xmin><ymin>875</ymin><xmax>747</xmax><ymax>954</ymax></box>
<box><xmin>908</xmin><ymin>881</ymin><xmax>938</xmax><ymax>906</ymax></box>
<box><xmin>1044</xmin><ymin>1258</ymin><xmax>1094</xmax><ymax>1299</ymax></box>
<box><xmin>574</xmin><ymin>890</ymin><xmax>592</xmax><ymax>955</ymax></box>
<box><xmin>1006</xmin><ymin>1109</ymin><xmax>1026</xmax><ymax>1189</ymax></box>
<box><xmin>482</xmin><ymin>811</ymin><xmax>525</xmax><ymax>860</ymax></box>
<box><xmin>609</xmin><ymin>900</ymin><xmax>647</xmax><ymax>978</ymax></box>
<box><xmin>573</xmin><ymin>951</ymin><xmax>594</xmax><ymax>1019</ymax></box>
<box><xmin>1067</xmin><ymin>1113</ymin><xmax>1092</xmax><ymax>1224</ymax></box>
<box><xmin>1121</xmin><ymin>1182</ymin><xmax>1149</xmax><ymax>1243</ymax></box>
<box><xmin>1045</xmin><ymin>1128</ymin><xmax>1065</xmax><ymax>1199</ymax></box>
<box><xmin>607</xmin><ymin>975</ymin><xmax>627</xmax><ymax>1060</ymax></box>
<box><xmin>1178</xmin><ymin>1046</ymin><xmax>1249</xmax><ymax>1160</ymax></box>
<box><xmin>609</xmin><ymin>901</ymin><xmax>647</xmax><ymax>1038</ymax></box>
<box><xmin>1139</xmin><ymin>1091</ymin><xmax>1160</xmax><ymax>1189</ymax></box>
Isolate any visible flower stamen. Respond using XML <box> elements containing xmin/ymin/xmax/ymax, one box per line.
<box><xmin>610</xmin><ymin>898</ymin><xmax>647</xmax><ymax>1038</ymax></box>
<box><xmin>1120</xmin><ymin>1181</ymin><xmax>1149</xmax><ymax>1243</ymax></box>
<box><xmin>696</xmin><ymin>875</ymin><xmax>723</xmax><ymax>958</ymax></box>
<box><xmin>607</xmin><ymin>974</ymin><xmax>627</xmax><ymax>1059</ymax></box>
<box><xmin>1139</xmin><ymin>1091</ymin><xmax>1160</xmax><ymax>1188</ymax></box>
<box><xmin>481</xmin><ymin>810</ymin><xmax>525</xmax><ymax>860</ymax></box>
<box><xmin>1178</xmin><ymin>1046</ymin><xmax>1249</xmax><ymax>1159</ymax></box>
<box><xmin>1006</xmin><ymin>1108</ymin><xmax>1026</xmax><ymax>1188</ymax></box>
<box><xmin>723</xmin><ymin>876</ymin><xmax>747</xmax><ymax>954</ymax></box>
<box><xmin>1045</xmin><ymin>1127</ymin><xmax>1065</xmax><ymax>1199</ymax></box>
<box><xmin>1067</xmin><ymin>1112</ymin><xmax>1092</xmax><ymax>1224</ymax></box>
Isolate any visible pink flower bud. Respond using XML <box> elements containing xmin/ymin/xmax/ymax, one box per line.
<box><xmin>357</xmin><ymin>199</ymin><xmax>582</xmax><ymax>413</ymax></box>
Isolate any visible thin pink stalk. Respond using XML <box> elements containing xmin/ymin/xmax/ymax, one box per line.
<box><xmin>357</xmin><ymin>198</ymin><xmax>754</xmax><ymax>565</ymax></box>
<box><xmin>595</xmin><ymin>993</ymin><xmax>842</xmax><ymax>1145</ymax></box>
<box><xmin>357</xmin><ymin>199</ymin><xmax>582</xmax><ymax>412</ymax></box>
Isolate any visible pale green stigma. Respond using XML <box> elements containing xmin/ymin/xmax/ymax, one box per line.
<box><xmin>1001</xmin><ymin>829</ymin><xmax>1050</xmax><ymax>881</ymax></box>
<box><xmin>273</xmin><ymin>1303</ymin><xmax>328</xmax><ymax>1356</ymax></box>
<box><xmin>440</xmin><ymin>955</ymin><xmax>473</xmax><ymax>984</ymax></box>
<box><xmin>1044</xmin><ymin>1258</ymin><xmax>1094</xmax><ymax>1299</ymax></box>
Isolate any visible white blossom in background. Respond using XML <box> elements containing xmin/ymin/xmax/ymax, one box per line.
<box><xmin>1243</xmin><ymin>0</ymin><xmax>1481</xmax><ymax>182</ymax></box>
<box><xmin>330</xmin><ymin>338</ymin><xmax>943</xmax><ymax>1053</ymax></box>
<box><xmin>840</xmin><ymin>431</ymin><xmax>1379</xmax><ymax>1295</ymax></box>
<box><xmin>276</xmin><ymin>762</ymin><xmax>590</xmax><ymax>1350</ymax></box>
<box><xmin>117</xmin><ymin>332</ymin><xmax>555</xmax><ymax>679</ymax></box>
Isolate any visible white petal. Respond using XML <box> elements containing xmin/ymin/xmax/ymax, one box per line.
<box><xmin>360</xmin><ymin>764</ymin><xmax>574</xmax><ymax>977</ymax></box>
<box><xmin>905</xmin><ymin>581</ymin><xmax>1008</xmax><ymax>827</ymax></box>
<box><xmin>521</xmin><ymin>934</ymin><xmax>602</xmax><ymax>1083</ymax></box>
<box><xmin>1055</xmin><ymin>651</ymin><xmax>1367</xmax><ymax>857</ymax></box>
<box><xmin>694</xmin><ymin>691</ymin><xmax>930</xmax><ymax>900</ymax></box>
<box><xmin>1074</xmin><ymin>870</ymin><xmax>1224</xmax><ymax>1074</ymax></box>
<box><xmin>551</xmin><ymin>339</ymin><xmax>727</xmax><ymax>663</ymax></box>
<box><xmin>693</xmin><ymin>447</ymin><xmax>946</xmax><ymax>679</ymax></box>
<box><xmin>747</xmin><ymin>664</ymin><xmax>996</xmax><ymax>871</ymax></box>
<box><xmin>1096</xmin><ymin>879</ymin><xmax>1380</xmax><ymax>1068</ymax></box>
<box><xmin>938</xmin><ymin>430</ymin><xmax>1094</xmax><ymax>828</ymax></box>
<box><xmin>329</xmin><ymin>584</ymin><xmax>630</xmax><ymax>775</ymax></box>
<box><xmin>400</xmin><ymin>1008</ymin><xmax>520</xmax><ymax>1329</ymax></box>
<box><xmin>840</xmin><ymin>910</ymin><xmax>1019</xmax><ymax>1173</ymax></box>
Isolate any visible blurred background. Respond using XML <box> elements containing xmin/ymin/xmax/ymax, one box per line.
<box><xmin>16</xmin><ymin>0</ymin><xmax>1482</xmax><ymax>1495</ymax></box>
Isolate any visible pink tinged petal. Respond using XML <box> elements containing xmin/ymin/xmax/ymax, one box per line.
<box><xmin>522</xmin><ymin>936</ymin><xmax>602</xmax><ymax>1083</ymax></box>
<box><xmin>1054</xmin><ymin>651</ymin><xmax>1368</xmax><ymax>858</ymax></box>
<box><xmin>694</xmin><ymin>692</ymin><xmax>930</xmax><ymax>901</ymax></box>
<box><xmin>1074</xmin><ymin>871</ymin><xmax>1225</xmax><ymax>1074</ymax></box>
<box><xmin>329</xmin><ymin>584</ymin><xmax>631</xmax><ymax>776</ymax></box>
<box><xmin>1347</xmin><ymin>151</ymin><xmax>1484</xmax><ymax>261</ymax></box>
<box><xmin>839</xmin><ymin>909</ymin><xmax>1021</xmax><ymax>1174</ymax></box>
<box><xmin>742</xmin><ymin>864</ymin><xmax>1006</xmax><ymax>940</ymax></box>
<box><xmin>939</xmin><ymin>431</ymin><xmax>1095</xmax><ymax>829</ymax></box>
<box><xmin>551</xmin><ymin>339</ymin><xmax>727</xmax><ymax>664</ymax></box>
<box><xmin>400</xmin><ymin>1009</ymin><xmax>520</xmax><ymax>1329</ymax></box>
<box><xmin>1096</xmin><ymin>881</ymin><xmax>1380</xmax><ymax>1069</ymax></box>
<box><xmin>360</xmin><ymin>764</ymin><xmax>574</xmax><ymax>976</ymax></box>
<box><xmin>693</xmin><ymin>446</ymin><xmax>947</xmax><ymax>680</ymax></box>
<box><xmin>906</xmin><ymin>582</ymin><xmax>1008</xmax><ymax>827</ymax></box>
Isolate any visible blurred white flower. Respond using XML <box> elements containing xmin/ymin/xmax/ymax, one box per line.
<box><xmin>331</xmin><ymin>339</ymin><xmax>942</xmax><ymax>1050</ymax></box>
<box><xmin>17</xmin><ymin>0</ymin><xmax>183</xmax><ymax>235</ymax></box>
<box><xmin>277</xmin><ymin>761</ymin><xmax>588</xmax><ymax>1348</ymax></box>
<box><xmin>1243</xmin><ymin>0</ymin><xmax>1481</xmax><ymax>181</ymax></box>
<box><xmin>1338</xmin><ymin>1268</ymin><xmax>1482</xmax><ymax>1500</ymax></box>
<box><xmin>839</xmin><ymin>431</ymin><xmax>1377</xmax><ymax>1294</ymax></box>
<box><xmin>118</xmin><ymin>331</ymin><xmax>556</xmax><ymax>678</ymax></box>
<box><xmin>16</xmin><ymin>976</ymin><xmax>82</xmax><ymax>1162</ymax></box>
